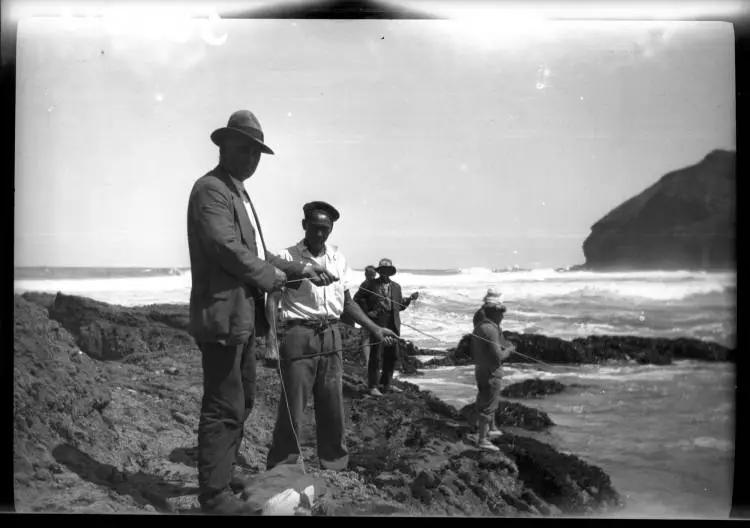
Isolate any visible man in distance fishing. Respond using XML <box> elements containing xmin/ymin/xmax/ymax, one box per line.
<box><xmin>354</xmin><ymin>258</ymin><xmax>419</xmax><ymax>396</ymax></box>
<box><xmin>471</xmin><ymin>288</ymin><xmax>515</xmax><ymax>451</ymax></box>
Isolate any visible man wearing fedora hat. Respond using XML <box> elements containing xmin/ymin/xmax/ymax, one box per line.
<box><xmin>471</xmin><ymin>288</ymin><xmax>516</xmax><ymax>451</ymax></box>
<box><xmin>186</xmin><ymin>110</ymin><xmax>337</xmax><ymax>514</ymax></box>
<box><xmin>354</xmin><ymin>258</ymin><xmax>419</xmax><ymax>396</ymax></box>
<box><xmin>264</xmin><ymin>201</ymin><xmax>400</xmax><ymax>472</ymax></box>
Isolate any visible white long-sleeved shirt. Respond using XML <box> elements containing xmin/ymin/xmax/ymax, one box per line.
<box><xmin>275</xmin><ymin>240</ymin><xmax>355</xmax><ymax>321</ymax></box>
<box><xmin>229</xmin><ymin>175</ymin><xmax>265</xmax><ymax>261</ymax></box>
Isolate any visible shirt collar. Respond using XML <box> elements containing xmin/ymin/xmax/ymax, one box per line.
<box><xmin>296</xmin><ymin>239</ymin><xmax>336</xmax><ymax>259</ymax></box>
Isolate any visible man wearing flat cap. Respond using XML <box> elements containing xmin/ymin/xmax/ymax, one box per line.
<box><xmin>265</xmin><ymin>201</ymin><xmax>400</xmax><ymax>471</ymax></box>
<box><xmin>354</xmin><ymin>258</ymin><xmax>419</xmax><ymax>396</ymax></box>
<box><xmin>186</xmin><ymin>110</ymin><xmax>337</xmax><ymax>514</ymax></box>
<box><xmin>470</xmin><ymin>288</ymin><xmax>516</xmax><ymax>451</ymax></box>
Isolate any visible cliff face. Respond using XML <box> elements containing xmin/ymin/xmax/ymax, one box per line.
<box><xmin>582</xmin><ymin>149</ymin><xmax>735</xmax><ymax>270</ymax></box>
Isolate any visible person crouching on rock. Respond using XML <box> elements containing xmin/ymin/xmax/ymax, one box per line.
<box><xmin>471</xmin><ymin>288</ymin><xmax>515</xmax><ymax>451</ymax></box>
<box><xmin>265</xmin><ymin>201</ymin><xmax>400</xmax><ymax>471</ymax></box>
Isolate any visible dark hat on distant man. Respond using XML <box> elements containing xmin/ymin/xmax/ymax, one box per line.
<box><xmin>303</xmin><ymin>201</ymin><xmax>340</xmax><ymax>227</ymax></box>
<box><xmin>211</xmin><ymin>110</ymin><xmax>275</xmax><ymax>155</ymax></box>
<box><xmin>376</xmin><ymin>258</ymin><xmax>397</xmax><ymax>276</ymax></box>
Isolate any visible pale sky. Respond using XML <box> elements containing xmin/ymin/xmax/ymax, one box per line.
<box><xmin>14</xmin><ymin>16</ymin><xmax>736</xmax><ymax>270</ymax></box>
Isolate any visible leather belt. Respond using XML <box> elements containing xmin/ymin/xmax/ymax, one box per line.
<box><xmin>286</xmin><ymin>318</ymin><xmax>339</xmax><ymax>333</ymax></box>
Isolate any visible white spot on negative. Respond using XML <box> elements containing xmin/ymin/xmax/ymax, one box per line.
<box><xmin>154</xmin><ymin>93</ymin><xmax>164</xmax><ymax>102</ymax></box>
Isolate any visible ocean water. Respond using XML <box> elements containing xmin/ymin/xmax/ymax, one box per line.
<box><xmin>396</xmin><ymin>361</ymin><xmax>735</xmax><ymax>519</ymax></box>
<box><xmin>14</xmin><ymin>267</ymin><xmax>737</xmax><ymax>518</ymax></box>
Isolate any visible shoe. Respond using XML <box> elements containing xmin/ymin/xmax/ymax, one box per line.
<box><xmin>385</xmin><ymin>385</ymin><xmax>403</xmax><ymax>393</ymax></box>
<box><xmin>478</xmin><ymin>439</ymin><xmax>500</xmax><ymax>452</ymax></box>
<box><xmin>200</xmin><ymin>488</ymin><xmax>260</xmax><ymax>515</ymax></box>
<box><xmin>487</xmin><ymin>429</ymin><xmax>504</xmax><ymax>438</ymax></box>
<box><xmin>368</xmin><ymin>388</ymin><xmax>383</xmax><ymax>397</ymax></box>
<box><xmin>229</xmin><ymin>465</ymin><xmax>256</xmax><ymax>494</ymax></box>
<box><xmin>477</xmin><ymin>422</ymin><xmax>500</xmax><ymax>452</ymax></box>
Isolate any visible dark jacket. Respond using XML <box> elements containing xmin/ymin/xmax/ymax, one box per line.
<box><xmin>353</xmin><ymin>277</ymin><xmax>412</xmax><ymax>335</ymax></box>
<box><xmin>470</xmin><ymin>311</ymin><xmax>512</xmax><ymax>377</ymax></box>
<box><xmin>186</xmin><ymin>165</ymin><xmax>306</xmax><ymax>345</ymax></box>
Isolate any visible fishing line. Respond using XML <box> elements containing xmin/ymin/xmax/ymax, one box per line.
<box><xmin>268</xmin><ymin>313</ymin><xmax>307</xmax><ymax>473</ymax></box>
<box><xmin>268</xmin><ymin>305</ymin><xmax>389</xmax><ymax>472</ymax></box>
<box><xmin>287</xmin><ymin>278</ymin><xmax>567</xmax><ymax>371</ymax></box>
<box><xmin>353</xmin><ymin>284</ymin><xmax>568</xmax><ymax>371</ymax></box>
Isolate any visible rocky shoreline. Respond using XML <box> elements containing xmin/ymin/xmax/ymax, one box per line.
<box><xmin>15</xmin><ymin>291</ymin><xmax>728</xmax><ymax>516</ymax></box>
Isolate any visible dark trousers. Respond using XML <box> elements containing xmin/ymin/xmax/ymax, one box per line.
<box><xmin>367</xmin><ymin>317</ymin><xmax>399</xmax><ymax>388</ymax></box>
<box><xmin>196</xmin><ymin>337</ymin><xmax>256</xmax><ymax>503</ymax></box>
<box><xmin>266</xmin><ymin>324</ymin><xmax>348</xmax><ymax>471</ymax></box>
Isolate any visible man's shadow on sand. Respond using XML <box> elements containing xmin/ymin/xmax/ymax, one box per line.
<box><xmin>53</xmin><ymin>444</ymin><xmax>200</xmax><ymax>513</ymax></box>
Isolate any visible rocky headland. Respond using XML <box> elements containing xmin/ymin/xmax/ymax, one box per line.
<box><xmin>579</xmin><ymin>149</ymin><xmax>735</xmax><ymax>271</ymax></box>
<box><xmin>14</xmin><ymin>292</ymin><xmax>630</xmax><ymax>516</ymax></box>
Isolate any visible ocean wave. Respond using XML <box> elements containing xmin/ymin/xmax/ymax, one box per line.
<box><xmin>665</xmin><ymin>438</ymin><xmax>733</xmax><ymax>452</ymax></box>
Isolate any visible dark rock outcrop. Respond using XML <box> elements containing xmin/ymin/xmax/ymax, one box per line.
<box><xmin>14</xmin><ymin>293</ymin><xmax>622</xmax><ymax>516</ymax></box>
<box><xmin>501</xmin><ymin>379</ymin><xmax>566</xmax><ymax>399</ymax></box>
<box><xmin>581</xmin><ymin>149</ymin><xmax>735</xmax><ymax>270</ymax></box>
<box><xmin>418</xmin><ymin>329</ymin><xmax>734</xmax><ymax>368</ymax></box>
<box><xmin>459</xmin><ymin>402</ymin><xmax>555</xmax><ymax>432</ymax></box>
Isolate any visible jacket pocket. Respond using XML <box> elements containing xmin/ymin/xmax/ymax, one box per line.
<box><xmin>200</xmin><ymin>288</ymin><xmax>253</xmax><ymax>343</ymax></box>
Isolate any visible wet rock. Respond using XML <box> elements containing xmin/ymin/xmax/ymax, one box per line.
<box><xmin>460</xmin><ymin>401</ymin><xmax>555</xmax><ymax>431</ymax></box>
<box><xmin>501</xmin><ymin>379</ymin><xmax>566</xmax><ymax>399</ymax></box>
<box><xmin>497</xmin><ymin>435</ymin><xmax>622</xmax><ymax>512</ymax></box>
<box><xmin>420</xmin><ymin>330</ymin><xmax>733</xmax><ymax>367</ymax></box>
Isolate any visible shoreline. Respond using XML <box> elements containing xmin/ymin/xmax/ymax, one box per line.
<box><xmin>14</xmin><ymin>291</ymin><xmax>625</xmax><ymax>516</ymax></box>
<box><xmin>19</xmin><ymin>291</ymin><xmax>737</xmax><ymax>364</ymax></box>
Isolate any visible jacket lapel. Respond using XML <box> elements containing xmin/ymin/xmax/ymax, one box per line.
<box><xmin>216</xmin><ymin>169</ymin><xmax>257</xmax><ymax>252</ymax></box>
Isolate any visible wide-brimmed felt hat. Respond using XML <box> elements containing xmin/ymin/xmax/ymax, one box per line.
<box><xmin>376</xmin><ymin>258</ymin><xmax>397</xmax><ymax>276</ymax></box>
<box><xmin>303</xmin><ymin>201</ymin><xmax>340</xmax><ymax>227</ymax></box>
<box><xmin>210</xmin><ymin>110</ymin><xmax>275</xmax><ymax>155</ymax></box>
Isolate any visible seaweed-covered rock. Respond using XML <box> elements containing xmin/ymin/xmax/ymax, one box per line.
<box><xmin>501</xmin><ymin>379</ymin><xmax>566</xmax><ymax>399</ymax></box>
<box><xmin>459</xmin><ymin>402</ymin><xmax>555</xmax><ymax>432</ymax></box>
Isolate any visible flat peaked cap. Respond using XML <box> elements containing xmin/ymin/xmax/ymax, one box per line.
<box><xmin>303</xmin><ymin>201</ymin><xmax>340</xmax><ymax>222</ymax></box>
